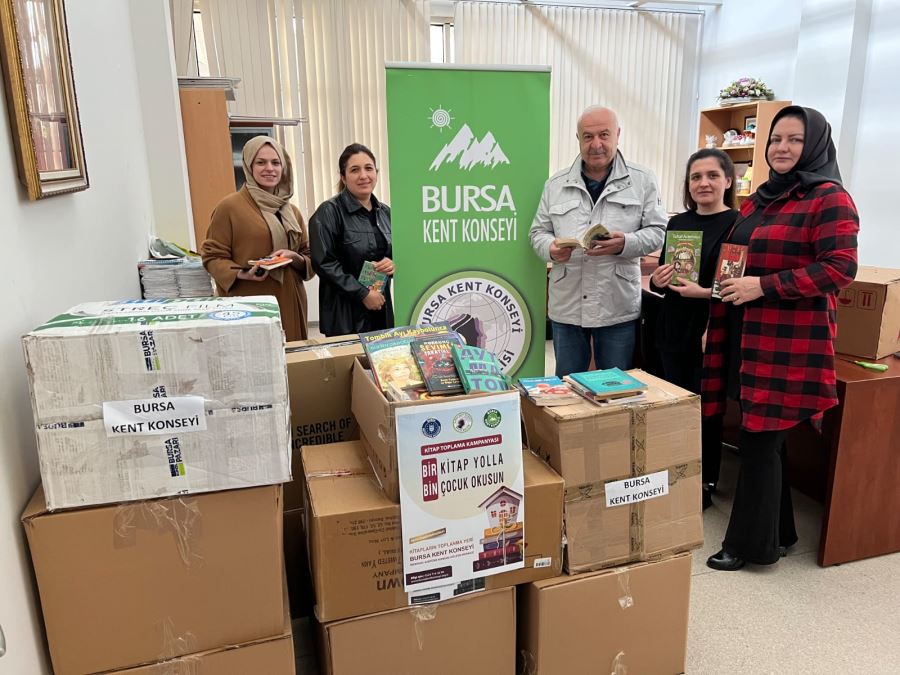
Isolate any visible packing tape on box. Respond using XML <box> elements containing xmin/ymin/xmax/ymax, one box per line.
<box><xmin>611</xmin><ymin>650</ymin><xmax>628</xmax><ymax>675</ymax></box>
<box><xmin>160</xmin><ymin>616</ymin><xmax>199</xmax><ymax>663</ymax></box>
<box><xmin>113</xmin><ymin>497</ymin><xmax>203</xmax><ymax>567</ymax></box>
<box><xmin>306</xmin><ymin>467</ymin><xmax>370</xmax><ymax>479</ymax></box>
<box><xmin>614</xmin><ymin>568</ymin><xmax>634</xmax><ymax>610</ymax></box>
<box><xmin>520</xmin><ymin>649</ymin><xmax>538</xmax><ymax>675</ymax></box>
<box><xmin>313</xmin><ymin>347</ymin><xmax>338</xmax><ymax>380</ymax></box>
<box><xmin>410</xmin><ymin>603</ymin><xmax>438</xmax><ymax>651</ymax></box>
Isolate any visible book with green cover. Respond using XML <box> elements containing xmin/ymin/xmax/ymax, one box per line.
<box><xmin>450</xmin><ymin>345</ymin><xmax>510</xmax><ymax>393</ymax></box>
<box><xmin>566</xmin><ymin>368</ymin><xmax>646</xmax><ymax>399</ymax></box>
<box><xmin>358</xmin><ymin>260</ymin><xmax>389</xmax><ymax>293</ymax></box>
<box><xmin>412</xmin><ymin>333</ymin><xmax>465</xmax><ymax>394</ymax></box>
<box><xmin>665</xmin><ymin>230</ymin><xmax>702</xmax><ymax>285</ymax></box>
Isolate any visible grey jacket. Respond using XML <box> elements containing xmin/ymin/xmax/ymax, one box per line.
<box><xmin>530</xmin><ymin>153</ymin><xmax>667</xmax><ymax>327</ymax></box>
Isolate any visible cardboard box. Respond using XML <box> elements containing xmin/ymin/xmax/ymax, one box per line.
<box><xmin>835</xmin><ymin>265</ymin><xmax>900</xmax><ymax>359</ymax></box>
<box><xmin>519</xmin><ymin>553</ymin><xmax>692</xmax><ymax>675</ymax></box>
<box><xmin>111</xmin><ymin>595</ymin><xmax>295</xmax><ymax>674</ymax></box>
<box><xmin>303</xmin><ymin>441</ymin><xmax>563</xmax><ymax>623</ymax></box>
<box><xmin>351</xmin><ymin>357</ymin><xmax>505</xmax><ymax>501</ymax></box>
<box><xmin>23</xmin><ymin>297</ymin><xmax>291</xmax><ymax>509</ymax></box>
<box><xmin>284</xmin><ymin>335</ymin><xmax>364</xmax><ymax>509</ymax></box>
<box><xmin>284</xmin><ymin>506</ymin><xmax>314</xmax><ymax>619</ymax></box>
<box><xmin>522</xmin><ymin>370</ymin><xmax>702</xmax><ymax>572</ymax></box>
<box><xmin>23</xmin><ymin>484</ymin><xmax>286</xmax><ymax>675</ymax></box>
<box><xmin>321</xmin><ymin>587</ymin><xmax>515</xmax><ymax>675</ymax></box>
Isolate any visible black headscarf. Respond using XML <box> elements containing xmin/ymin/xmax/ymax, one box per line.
<box><xmin>755</xmin><ymin>106</ymin><xmax>842</xmax><ymax>206</ymax></box>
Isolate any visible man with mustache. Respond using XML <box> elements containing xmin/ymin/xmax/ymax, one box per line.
<box><xmin>530</xmin><ymin>106</ymin><xmax>667</xmax><ymax>376</ymax></box>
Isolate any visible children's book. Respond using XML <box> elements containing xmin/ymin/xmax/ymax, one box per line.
<box><xmin>411</xmin><ymin>333</ymin><xmax>465</xmax><ymax>394</ymax></box>
<box><xmin>556</xmin><ymin>223</ymin><xmax>612</xmax><ymax>250</ymax></box>
<box><xmin>359</xmin><ymin>323</ymin><xmax>452</xmax><ymax>393</ymax></box>
<box><xmin>358</xmin><ymin>260</ymin><xmax>389</xmax><ymax>293</ymax></box>
<box><xmin>517</xmin><ymin>376</ymin><xmax>581</xmax><ymax>406</ymax></box>
<box><xmin>450</xmin><ymin>345</ymin><xmax>510</xmax><ymax>394</ymax></box>
<box><xmin>247</xmin><ymin>255</ymin><xmax>293</xmax><ymax>271</ymax></box>
<box><xmin>665</xmin><ymin>230</ymin><xmax>703</xmax><ymax>285</ymax></box>
<box><xmin>711</xmin><ymin>243</ymin><xmax>749</xmax><ymax>299</ymax></box>
<box><xmin>564</xmin><ymin>368</ymin><xmax>647</xmax><ymax>401</ymax></box>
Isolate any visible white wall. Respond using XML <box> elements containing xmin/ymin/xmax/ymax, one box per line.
<box><xmin>698</xmin><ymin>2</ymin><xmax>801</xmax><ymax>109</ymax></box>
<box><xmin>700</xmin><ymin>0</ymin><xmax>897</xmax><ymax>268</ymax></box>
<box><xmin>847</xmin><ymin>0</ymin><xmax>900</xmax><ymax>267</ymax></box>
<box><xmin>0</xmin><ymin>1</ymin><xmax>173</xmax><ymax>671</ymax></box>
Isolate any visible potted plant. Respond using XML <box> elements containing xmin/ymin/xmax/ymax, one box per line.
<box><xmin>717</xmin><ymin>77</ymin><xmax>774</xmax><ymax>106</ymax></box>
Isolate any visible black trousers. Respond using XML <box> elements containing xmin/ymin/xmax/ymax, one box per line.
<box><xmin>659</xmin><ymin>349</ymin><xmax>702</xmax><ymax>395</ymax></box>
<box><xmin>660</xmin><ymin>351</ymin><xmax>724</xmax><ymax>485</ymax></box>
<box><xmin>723</xmin><ymin>428</ymin><xmax>798</xmax><ymax>564</ymax></box>
<box><xmin>701</xmin><ymin>414</ymin><xmax>724</xmax><ymax>486</ymax></box>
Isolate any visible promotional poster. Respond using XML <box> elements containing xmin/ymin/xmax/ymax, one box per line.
<box><xmin>386</xmin><ymin>65</ymin><xmax>550</xmax><ymax>379</ymax></box>
<box><xmin>395</xmin><ymin>391</ymin><xmax>524</xmax><ymax>592</ymax></box>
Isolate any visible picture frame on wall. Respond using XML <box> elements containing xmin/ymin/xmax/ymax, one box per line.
<box><xmin>744</xmin><ymin>115</ymin><xmax>757</xmax><ymax>133</ymax></box>
<box><xmin>0</xmin><ymin>0</ymin><xmax>89</xmax><ymax>200</ymax></box>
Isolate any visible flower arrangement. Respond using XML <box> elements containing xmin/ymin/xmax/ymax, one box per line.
<box><xmin>718</xmin><ymin>77</ymin><xmax>774</xmax><ymax>103</ymax></box>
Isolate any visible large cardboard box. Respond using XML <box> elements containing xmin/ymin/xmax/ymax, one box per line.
<box><xmin>351</xmin><ymin>356</ymin><xmax>505</xmax><ymax>501</ymax></box>
<box><xmin>835</xmin><ymin>265</ymin><xmax>900</xmax><ymax>359</ymax></box>
<box><xmin>284</xmin><ymin>335</ymin><xmax>364</xmax><ymax>509</ymax></box>
<box><xmin>519</xmin><ymin>553</ymin><xmax>692</xmax><ymax>675</ymax></box>
<box><xmin>22</xmin><ymin>484</ymin><xmax>286</xmax><ymax>675</ymax></box>
<box><xmin>321</xmin><ymin>587</ymin><xmax>515</xmax><ymax>675</ymax></box>
<box><xmin>522</xmin><ymin>370</ymin><xmax>702</xmax><ymax>572</ymax></box>
<box><xmin>284</xmin><ymin>506</ymin><xmax>314</xmax><ymax>619</ymax></box>
<box><xmin>302</xmin><ymin>441</ymin><xmax>563</xmax><ymax>623</ymax></box>
<box><xmin>111</xmin><ymin>597</ymin><xmax>295</xmax><ymax>674</ymax></box>
<box><xmin>23</xmin><ymin>297</ymin><xmax>291</xmax><ymax>510</ymax></box>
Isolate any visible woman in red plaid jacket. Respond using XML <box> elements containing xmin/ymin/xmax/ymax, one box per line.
<box><xmin>702</xmin><ymin>106</ymin><xmax>859</xmax><ymax>571</ymax></box>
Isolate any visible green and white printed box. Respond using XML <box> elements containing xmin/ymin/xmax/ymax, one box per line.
<box><xmin>23</xmin><ymin>297</ymin><xmax>291</xmax><ymax>510</ymax></box>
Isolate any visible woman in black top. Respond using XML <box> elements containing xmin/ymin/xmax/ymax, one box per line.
<box><xmin>310</xmin><ymin>143</ymin><xmax>394</xmax><ymax>336</ymax></box>
<box><xmin>650</xmin><ymin>148</ymin><xmax>738</xmax><ymax>507</ymax></box>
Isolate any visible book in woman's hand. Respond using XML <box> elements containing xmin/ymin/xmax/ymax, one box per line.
<box><xmin>358</xmin><ymin>260</ymin><xmax>389</xmax><ymax>293</ymax></box>
<box><xmin>711</xmin><ymin>243</ymin><xmax>748</xmax><ymax>299</ymax></box>
<box><xmin>247</xmin><ymin>255</ymin><xmax>293</xmax><ymax>270</ymax></box>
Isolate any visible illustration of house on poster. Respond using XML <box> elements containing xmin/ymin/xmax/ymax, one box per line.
<box><xmin>474</xmin><ymin>486</ymin><xmax>524</xmax><ymax>572</ymax></box>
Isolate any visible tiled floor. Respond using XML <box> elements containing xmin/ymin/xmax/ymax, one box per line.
<box><xmin>292</xmin><ymin>333</ymin><xmax>900</xmax><ymax>673</ymax></box>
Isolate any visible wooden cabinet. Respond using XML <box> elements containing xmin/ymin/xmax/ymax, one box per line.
<box><xmin>179</xmin><ymin>87</ymin><xmax>236</xmax><ymax>250</ymax></box>
<box><xmin>697</xmin><ymin>100</ymin><xmax>792</xmax><ymax>200</ymax></box>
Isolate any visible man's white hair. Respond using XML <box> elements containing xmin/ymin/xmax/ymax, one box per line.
<box><xmin>576</xmin><ymin>105</ymin><xmax>619</xmax><ymax>133</ymax></box>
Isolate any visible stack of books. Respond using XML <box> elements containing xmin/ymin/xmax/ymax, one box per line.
<box><xmin>360</xmin><ymin>324</ymin><xmax>512</xmax><ymax>401</ymax></box>
<box><xmin>517</xmin><ymin>376</ymin><xmax>581</xmax><ymax>407</ymax></box>
<box><xmin>563</xmin><ymin>368</ymin><xmax>647</xmax><ymax>404</ymax></box>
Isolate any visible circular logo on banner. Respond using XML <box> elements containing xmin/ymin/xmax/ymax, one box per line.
<box><xmin>412</xmin><ymin>271</ymin><xmax>531</xmax><ymax>375</ymax></box>
<box><xmin>483</xmin><ymin>409</ymin><xmax>502</xmax><ymax>428</ymax></box>
<box><xmin>421</xmin><ymin>418</ymin><xmax>442</xmax><ymax>438</ymax></box>
<box><xmin>452</xmin><ymin>412</ymin><xmax>473</xmax><ymax>433</ymax></box>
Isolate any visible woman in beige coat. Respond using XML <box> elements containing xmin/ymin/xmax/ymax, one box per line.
<box><xmin>202</xmin><ymin>136</ymin><xmax>314</xmax><ymax>340</ymax></box>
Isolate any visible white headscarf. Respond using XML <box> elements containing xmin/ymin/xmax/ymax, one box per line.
<box><xmin>242</xmin><ymin>136</ymin><xmax>304</xmax><ymax>283</ymax></box>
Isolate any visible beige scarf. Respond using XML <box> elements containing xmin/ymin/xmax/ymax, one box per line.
<box><xmin>242</xmin><ymin>135</ymin><xmax>304</xmax><ymax>284</ymax></box>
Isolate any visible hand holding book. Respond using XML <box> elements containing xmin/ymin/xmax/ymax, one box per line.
<box><xmin>719</xmin><ymin>276</ymin><xmax>763</xmax><ymax>305</ymax></box>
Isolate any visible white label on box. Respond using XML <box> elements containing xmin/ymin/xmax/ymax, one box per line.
<box><xmin>533</xmin><ymin>557</ymin><xmax>552</xmax><ymax>569</ymax></box>
<box><xmin>103</xmin><ymin>396</ymin><xmax>207</xmax><ymax>437</ymax></box>
<box><xmin>605</xmin><ymin>470</ymin><xmax>669</xmax><ymax>508</ymax></box>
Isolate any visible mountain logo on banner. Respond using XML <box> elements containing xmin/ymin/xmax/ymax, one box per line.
<box><xmin>429</xmin><ymin>123</ymin><xmax>510</xmax><ymax>171</ymax></box>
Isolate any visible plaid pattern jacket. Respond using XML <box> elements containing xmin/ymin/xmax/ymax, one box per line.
<box><xmin>701</xmin><ymin>182</ymin><xmax>859</xmax><ymax>432</ymax></box>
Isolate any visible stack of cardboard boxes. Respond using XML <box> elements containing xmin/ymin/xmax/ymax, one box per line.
<box><xmin>283</xmin><ymin>336</ymin><xmax>366</xmax><ymax>619</ymax></box>
<box><xmin>20</xmin><ymin>298</ymin><xmax>295</xmax><ymax>674</ymax></box>
<box><xmin>520</xmin><ymin>369</ymin><xmax>703</xmax><ymax>673</ymax></box>
<box><xmin>294</xmin><ymin>354</ymin><xmax>566</xmax><ymax>674</ymax></box>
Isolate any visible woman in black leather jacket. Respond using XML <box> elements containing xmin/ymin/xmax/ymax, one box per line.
<box><xmin>310</xmin><ymin>143</ymin><xmax>394</xmax><ymax>336</ymax></box>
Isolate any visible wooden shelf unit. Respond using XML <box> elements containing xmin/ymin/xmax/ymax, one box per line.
<box><xmin>697</xmin><ymin>99</ymin><xmax>792</xmax><ymax>198</ymax></box>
